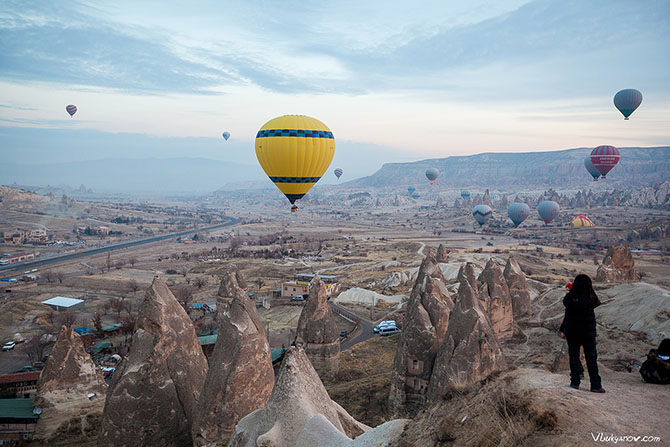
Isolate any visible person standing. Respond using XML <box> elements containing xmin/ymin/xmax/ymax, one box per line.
<box><xmin>561</xmin><ymin>274</ymin><xmax>606</xmax><ymax>393</ymax></box>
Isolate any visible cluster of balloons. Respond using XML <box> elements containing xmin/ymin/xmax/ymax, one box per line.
<box><xmin>472</xmin><ymin>200</ymin><xmax>561</xmax><ymax>227</ymax></box>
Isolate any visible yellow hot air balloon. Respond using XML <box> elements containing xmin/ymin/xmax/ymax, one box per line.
<box><xmin>255</xmin><ymin>115</ymin><xmax>335</xmax><ymax>211</ymax></box>
<box><xmin>570</xmin><ymin>215</ymin><xmax>594</xmax><ymax>228</ymax></box>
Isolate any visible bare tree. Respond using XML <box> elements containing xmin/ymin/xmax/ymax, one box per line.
<box><xmin>106</xmin><ymin>252</ymin><xmax>112</xmax><ymax>272</ymax></box>
<box><xmin>172</xmin><ymin>285</ymin><xmax>194</xmax><ymax>311</ymax></box>
<box><xmin>179</xmin><ymin>265</ymin><xmax>189</xmax><ymax>277</ymax></box>
<box><xmin>43</xmin><ymin>270</ymin><xmax>54</xmax><ymax>283</ymax></box>
<box><xmin>56</xmin><ymin>310</ymin><xmax>77</xmax><ymax>328</ymax></box>
<box><xmin>129</xmin><ymin>257</ymin><xmax>138</xmax><ymax>267</ymax></box>
<box><xmin>115</xmin><ymin>260</ymin><xmax>124</xmax><ymax>270</ymax></box>
<box><xmin>54</xmin><ymin>270</ymin><xmax>65</xmax><ymax>284</ymax></box>
<box><xmin>92</xmin><ymin>312</ymin><xmax>104</xmax><ymax>335</ymax></box>
<box><xmin>110</xmin><ymin>298</ymin><xmax>125</xmax><ymax>320</ymax></box>
<box><xmin>25</xmin><ymin>335</ymin><xmax>52</xmax><ymax>365</ymax></box>
<box><xmin>128</xmin><ymin>279</ymin><xmax>141</xmax><ymax>293</ymax></box>
<box><xmin>194</xmin><ymin>277</ymin><xmax>207</xmax><ymax>290</ymax></box>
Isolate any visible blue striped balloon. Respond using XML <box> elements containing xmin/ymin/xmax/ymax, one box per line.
<box><xmin>66</xmin><ymin>105</ymin><xmax>77</xmax><ymax>117</ymax></box>
<box><xmin>334</xmin><ymin>168</ymin><xmax>343</xmax><ymax>179</ymax></box>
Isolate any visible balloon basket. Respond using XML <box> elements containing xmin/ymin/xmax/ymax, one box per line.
<box><xmin>290</xmin><ymin>205</ymin><xmax>298</xmax><ymax>213</ymax></box>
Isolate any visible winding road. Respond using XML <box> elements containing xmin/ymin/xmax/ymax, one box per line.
<box><xmin>0</xmin><ymin>217</ymin><xmax>238</xmax><ymax>274</ymax></box>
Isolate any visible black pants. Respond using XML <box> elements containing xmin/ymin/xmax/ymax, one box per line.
<box><xmin>567</xmin><ymin>336</ymin><xmax>602</xmax><ymax>390</ymax></box>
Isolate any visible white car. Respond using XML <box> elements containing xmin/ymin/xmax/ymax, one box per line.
<box><xmin>2</xmin><ymin>342</ymin><xmax>16</xmax><ymax>351</ymax></box>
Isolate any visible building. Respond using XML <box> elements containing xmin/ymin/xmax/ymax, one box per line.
<box><xmin>1</xmin><ymin>253</ymin><xmax>35</xmax><ymax>264</ymax></box>
<box><xmin>41</xmin><ymin>297</ymin><xmax>85</xmax><ymax>312</ymax></box>
<box><xmin>281</xmin><ymin>274</ymin><xmax>340</xmax><ymax>299</ymax></box>
<box><xmin>0</xmin><ymin>398</ymin><xmax>38</xmax><ymax>443</ymax></box>
<box><xmin>1</xmin><ymin>229</ymin><xmax>26</xmax><ymax>244</ymax></box>
<box><xmin>0</xmin><ymin>372</ymin><xmax>41</xmax><ymax>399</ymax></box>
<box><xmin>27</xmin><ymin>230</ymin><xmax>48</xmax><ymax>244</ymax></box>
<box><xmin>197</xmin><ymin>334</ymin><xmax>218</xmax><ymax>359</ymax></box>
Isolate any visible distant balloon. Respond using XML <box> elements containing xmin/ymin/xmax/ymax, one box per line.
<box><xmin>473</xmin><ymin>204</ymin><xmax>493</xmax><ymax>226</ymax></box>
<box><xmin>461</xmin><ymin>190</ymin><xmax>470</xmax><ymax>198</ymax></box>
<box><xmin>411</xmin><ymin>192</ymin><xmax>420</xmax><ymax>199</ymax></box>
<box><xmin>255</xmin><ymin>115</ymin><xmax>335</xmax><ymax>211</ymax></box>
<box><xmin>584</xmin><ymin>156</ymin><xmax>601</xmax><ymax>181</ymax></box>
<box><xmin>537</xmin><ymin>201</ymin><xmax>560</xmax><ymax>224</ymax></box>
<box><xmin>66</xmin><ymin>105</ymin><xmax>77</xmax><ymax>117</ymax></box>
<box><xmin>334</xmin><ymin>168</ymin><xmax>343</xmax><ymax>179</ymax></box>
<box><xmin>570</xmin><ymin>215</ymin><xmax>594</xmax><ymax>228</ymax></box>
<box><xmin>408</xmin><ymin>186</ymin><xmax>416</xmax><ymax>195</ymax></box>
<box><xmin>425</xmin><ymin>168</ymin><xmax>439</xmax><ymax>184</ymax></box>
<box><xmin>507</xmin><ymin>202</ymin><xmax>530</xmax><ymax>227</ymax></box>
<box><xmin>590</xmin><ymin>145</ymin><xmax>620</xmax><ymax>178</ymax></box>
<box><xmin>222</xmin><ymin>131</ymin><xmax>230</xmax><ymax>140</ymax></box>
<box><xmin>613</xmin><ymin>89</ymin><xmax>642</xmax><ymax>120</ymax></box>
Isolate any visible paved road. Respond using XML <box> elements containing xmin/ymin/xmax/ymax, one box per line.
<box><xmin>329</xmin><ymin>302</ymin><xmax>379</xmax><ymax>351</ymax></box>
<box><xmin>0</xmin><ymin>217</ymin><xmax>238</xmax><ymax>274</ymax></box>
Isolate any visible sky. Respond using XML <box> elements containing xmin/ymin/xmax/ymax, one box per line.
<box><xmin>1</xmin><ymin>0</ymin><xmax>669</xmax><ymax>184</ymax></box>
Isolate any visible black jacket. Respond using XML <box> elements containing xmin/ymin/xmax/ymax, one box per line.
<box><xmin>561</xmin><ymin>289</ymin><xmax>600</xmax><ymax>339</ymax></box>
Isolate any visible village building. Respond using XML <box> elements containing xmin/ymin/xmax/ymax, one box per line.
<box><xmin>0</xmin><ymin>398</ymin><xmax>38</xmax><ymax>443</ymax></box>
<box><xmin>281</xmin><ymin>273</ymin><xmax>340</xmax><ymax>299</ymax></box>
<box><xmin>0</xmin><ymin>372</ymin><xmax>41</xmax><ymax>399</ymax></box>
<box><xmin>41</xmin><ymin>297</ymin><xmax>85</xmax><ymax>312</ymax></box>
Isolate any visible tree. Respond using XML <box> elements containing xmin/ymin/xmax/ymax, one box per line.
<box><xmin>128</xmin><ymin>279</ymin><xmax>140</xmax><ymax>293</ymax></box>
<box><xmin>106</xmin><ymin>252</ymin><xmax>112</xmax><ymax>272</ymax></box>
<box><xmin>92</xmin><ymin>312</ymin><xmax>104</xmax><ymax>335</ymax></box>
<box><xmin>172</xmin><ymin>285</ymin><xmax>194</xmax><ymax>311</ymax></box>
<box><xmin>54</xmin><ymin>270</ymin><xmax>65</xmax><ymax>284</ymax></box>
<box><xmin>115</xmin><ymin>260</ymin><xmax>124</xmax><ymax>270</ymax></box>
<box><xmin>194</xmin><ymin>277</ymin><xmax>207</xmax><ymax>290</ymax></box>
<box><xmin>56</xmin><ymin>310</ymin><xmax>77</xmax><ymax>328</ymax></box>
<box><xmin>129</xmin><ymin>257</ymin><xmax>138</xmax><ymax>267</ymax></box>
<box><xmin>43</xmin><ymin>270</ymin><xmax>55</xmax><ymax>283</ymax></box>
<box><xmin>110</xmin><ymin>298</ymin><xmax>125</xmax><ymax>320</ymax></box>
<box><xmin>25</xmin><ymin>335</ymin><xmax>52</xmax><ymax>364</ymax></box>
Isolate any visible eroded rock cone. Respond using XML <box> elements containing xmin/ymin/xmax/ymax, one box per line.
<box><xmin>99</xmin><ymin>276</ymin><xmax>208</xmax><ymax>447</ymax></box>
<box><xmin>595</xmin><ymin>245</ymin><xmax>637</xmax><ymax>283</ymax></box>
<box><xmin>427</xmin><ymin>263</ymin><xmax>505</xmax><ymax>400</ymax></box>
<box><xmin>295</xmin><ymin>275</ymin><xmax>340</xmax><ymax>376</ymax></box>
<box><xmin>34</xmin><ymin>326</ymin><xmax>107</xmax><ymax>444</ymax></box>
<box><xmin>389</xmin><ymin>253</ymin><xmax>454</xmax><ymax>416</ymax></box>
<box><xmin>483</xmin><ymin>189</ymin><xmax>494</xmax><ymax>208</ymax></box>
<box><xmin>478</xmin><ymin>258</ymin><xmax>514</xmax><ymax>340</ymax></box>
<box><xmin>503</xmin><ymin>255</ymin><xmax>531</xmax><ymax>319</ymax></box>
<box><xmin>218</xmin><ymin>269</ymin><xmax>246</xmax><ymax>298</ymax></box>
<box><xmin>192</xmin><ymin>272</ymin><xmax>274</xmax><ymax>446</ymax></box>
<box><xmin>435</xmin><ymin>244</ymin><xmax>449</xmax><ymax>263</ymax></box>
<box><xmin>229</xmin><ymin>346</ymin><xmax>369</xmax><ymax>447</ymax></box>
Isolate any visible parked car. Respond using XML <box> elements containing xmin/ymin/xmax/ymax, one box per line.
<box><xmin>291</xmin><ymin>295</ymin><xmax>305</xmax><ymax>301</ymax></box>
<box><xmin>373</xmin><ymin>320</ymin><xmax>397</xmax><ymax>333</ymax></box>
<box><xmin>2</xmin><ymin>341</ymin><xmax>16</xmax><ymax>351</ymax></box>
<box><xmin>379</xmin><ymin>327</ymin><xmax>401</xmax><ymax>336</ymax></box>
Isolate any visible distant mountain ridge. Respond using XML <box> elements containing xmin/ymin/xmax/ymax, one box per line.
<box><xmin>346</xmin><ymin>147</ymin><xmax>670</xmax><ymax>189</ymax></box>
<box><xmin>0</xmin><ymin>158</ymin><xmax>266</xmax><ymax>195</ymax></box>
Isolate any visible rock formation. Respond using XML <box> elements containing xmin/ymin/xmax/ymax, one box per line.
<box><xmin>482</xmin><ymin>189</ymin><xmax>494</xmax><ymax>208</ymax></box>
<box><xmin>192</xmin><ymin>272</ymin><xmax>274</xmax><ymax>445</ymax></box>
<box><xmin>99</xmin><ymin>276</ymin><xmax>208</xmax><ymax>447</ymax></box>
<box><xmin>389</xmin><ymin>253</ymin><xmax>454</xmax><ymax>416</ymax></box>
<box><xmin>503</xmin><ymin>255</ymin><xmax>531</xmax><ymax>319</ymax></box>
<box><xmin>33</xmin><ymin>326</ymin><xmax>107</xmax><ymax>444</ymax></box>
<box><xmin>596</xmin><ymin>245</ymin><xmax>637</xmax><ymax>283</ymax></box>
<box><xmin>478</xmin><ymin>258</ymin><xmax>514</xmax><ymax>340</ymax></box>
<box><xmin>218</xmin><ymin>269</ymin><xmax>247</xmax><ymax>297</ymax></box>
<box><xmin>229</xmin><ymin>346</ymin><xmax>369</xmax><ymax>447</ymax></box>
<box><xmin>435</xmin><ymin>244</ymin><xmax>449</xmax><ymax>263</ymax></box>
<box><xmin>295</xmin><ymin>275</ymin><xmax>340</xmax><ymax>376</ymax></box>
<box><xmin>427</xmin><ymin>263</ymin><xmax>505</xmax><ymax>400</ymax></box>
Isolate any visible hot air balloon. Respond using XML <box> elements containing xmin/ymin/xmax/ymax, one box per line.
<box><xmin>334</xmin><ymin>168</ymin><xmax>343</xmax><ymax>179</ymax></box>
<box><xmin>408</xmin><ymin>186</ymin><xmax>416</xmax><ymax>195</ymax></box>
<box><xmin>425</xmin><ymin>168</ymin><xmax>439</xmax><ymax>184</ymax></box>
<box><xmin>66</xmin><ymin>105</ymin><xmax>77</xmax><ymax>117</ymax></box>
<box><xmin>584</xmin><ymin>156</ymin><xmax>601</xmax><ymax>181</ymax></box>
<box><xmin>590</xmin><ymin>145</ymin><xmax>620</xmax><ymax>178</ymax></box>
<box><xmin>461</xmin><ymin>190</ymin><xmax>470</xmax><ymax>198</ymax></box>
<box><xmin>411</xmin><ymin>193</ymin><xmax>420</xmax><ymax>199</ymax></box>
<box><xmin>508</xmin><ymin>202</ymin><xmax>530</xmax><ymax>227</ymax></box>
<box><xmin>255</xmin><ymin>115</ymin><xmax>335</xmax><ymax>212</ymax></box>
<box><xmin>473</xmin><ymin>205</ymin><xmax>492</xmax><ymax>226</ymax></box>
<box><xmin>537</xmin><ymin>201</ymin><xmax>560</xmax><ymax>224</ymax></box>
<box><xmin>613</xmin><ymin>89</ymin><xmax>642</xmax><ymax>120</ymax></box>
<box><xmin>570</xmin><ymin>215</ymin><xmax>594</xmax><ymax>228</ymax></box>
<box><xmin>222</xmin><ymin>132</ymin><xmax>230</xmax><ymax>140</ymax></box>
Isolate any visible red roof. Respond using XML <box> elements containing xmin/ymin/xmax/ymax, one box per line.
<box><xmin>0</xmin><ymin>371</ymin><xmax>41</xmax><ymax>385</ymax></box>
